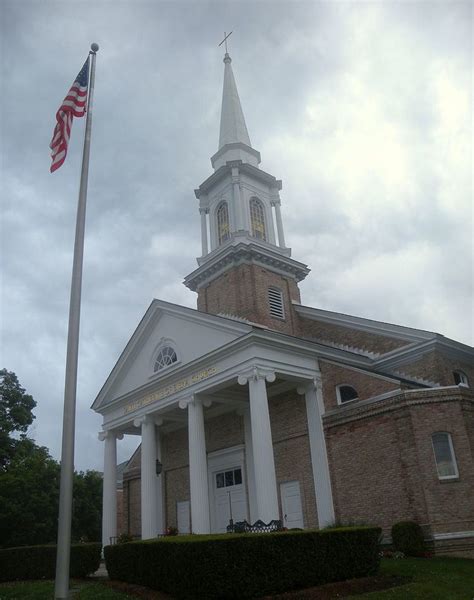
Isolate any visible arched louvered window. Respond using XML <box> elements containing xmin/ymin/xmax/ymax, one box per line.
<box><xmin>336</xmin><ymin>384</ymin><xmax>358</xmax><ymax>405</ymax></box>
<box><xmin>250</xmin><ymin>197</ymin><xmax>266</xmax><ymax>241</ymax></box>
<box><xmin>154</xmin><ymin>346</ymin><xmax>178</xmax><ymax>372</ymax></box>
<box><xmin>432</xmin><ymin>432</ymin><xmax>459</xmax><ymax>479</ymax></box>
<box><xmin>217</xmin><ymin>201</ymin><xmax>230</xmax><ymax>245</ymax></box>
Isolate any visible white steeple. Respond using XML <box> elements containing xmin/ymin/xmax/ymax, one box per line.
<box><xmin>211</xmin><ymin>53</ymin><xmax>261</xmax><ymax>170</ymax></box>
<box><xmin>185</xmin><ymin>50</ymin><xmax>310</xmax><ymax>298</ymax></box>
<box><xmin>218</xmin><ymin>53</ymin><xmax>251</xmax><ymax>149</ymax></box>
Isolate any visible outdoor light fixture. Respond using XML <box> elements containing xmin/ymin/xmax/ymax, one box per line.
<box><xmin>156</xmin><ymin>459</ymin><xmax>163</xmax><ymax>476</ymax></box>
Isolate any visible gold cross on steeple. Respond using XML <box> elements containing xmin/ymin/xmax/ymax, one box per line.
<box><xmin>218</xmin><ymin>31</ymin><xmax>233</xmax><ymax>53</ymax></box>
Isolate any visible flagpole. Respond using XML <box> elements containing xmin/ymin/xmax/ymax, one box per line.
<box><xmin>54</xmin><ymin>42</ymin><xmax>99</xmax><ymax>600</ymax></box>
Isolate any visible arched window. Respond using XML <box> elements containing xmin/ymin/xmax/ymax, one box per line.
<box><xmin>453</xmin><ymin>370</ymin><xmax>469</xmax><ymax>387</ymax></box>
<box><xmin>154</xmin><ymin>346</ymin><xmax>178</xmax><ymax>372</ymax></box>
<box><xmin>431</xmin><ymin>432</ymin><xmax>459</xmax><ymax>479</ymax></box>
<box><xmin>216</xmin><ymin>202</ymin><xmax>230</xmax><ymax>245</ymax></box>
<box><xmin>250</xmin><ymin>197</ymin><xmax>266</xmax><ymax>241</ymax></box>
<box><xmin>268</xmin><ymin>287</ymin><xmax>285</xmax><ymax>319</ymax></box>
<box><xmin>336</xmin><ymin>384</ymin><xmax>358</xmax><ymax>405</ymax></box>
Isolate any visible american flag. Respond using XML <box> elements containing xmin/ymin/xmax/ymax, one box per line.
<box><xmin>50</xmin><ymin>58</ymin><xmax>89</xmax><ymax>173</ymax></box>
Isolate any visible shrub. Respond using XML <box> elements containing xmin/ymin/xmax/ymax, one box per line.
<box><xmin>391</xmin><ymin>521</ymin><xmax>426</xmax><ymax>557</ymax></box>
<box><xmin>0</xmin><ymin>542</ymin><xmax>101</xmax><ymax>581</ymax></box>
<box><xmin>105</xmin><ymin>526</ymin><xmax>381</xmax><ymax>599</ymax></box>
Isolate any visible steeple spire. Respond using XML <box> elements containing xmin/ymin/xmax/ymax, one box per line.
<box><xmin>211</xmin><ymin>51</ymin><xmax>261</xmax><ymax>171</ymax></box>
<box><xmin>218</xmin><ymin>53</ymin><xmax>251</xmax><ymax>149</ymax></box>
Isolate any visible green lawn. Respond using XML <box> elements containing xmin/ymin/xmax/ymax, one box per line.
<box><xmin>0</xmin><ymin>580</ymin><xmax>134</xmax><ymax>599</ymax></box>
<box><xmin>349</xmin><ymin>557</ymin><xmax>474</xmax><ymax>599</ymax></box>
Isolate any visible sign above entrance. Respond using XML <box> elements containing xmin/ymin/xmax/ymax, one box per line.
<box><xmin>124</xmin><ymin>366</ymin><xmax>218</xmax><ymax>415</ymax></box>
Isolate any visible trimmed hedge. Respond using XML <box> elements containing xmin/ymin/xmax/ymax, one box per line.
<box><xmin>0</xmin><ymin>542</ymin><xmax>101</xmax><ymax>582</ymax></box>
<box><xmin>105</xmin><ymin>527</ymin><xmax>381</xmax><ymax>599</ymax></box>
<box><xmin>391</xmin><ymin>521</ymin><xmax>426</xmax><ymax>557</ymax></box>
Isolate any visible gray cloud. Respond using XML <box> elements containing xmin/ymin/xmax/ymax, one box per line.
<box><xmin>1</xmin><ymin>0</ymin><xmax>472</xmax><ymax>470</ymax></box>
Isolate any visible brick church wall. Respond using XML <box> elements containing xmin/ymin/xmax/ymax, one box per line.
<box><xmin>319</xmin><ymin>361</ymin><xmax>403</xmax><ymax>411</ymax></box>
<box><xmin>270</xmin><ymin>391</ymin><xmax>318</xmax><ymax>528</ymax></box>
<box><xmin>395</xmin><ymin>350</ymin><xmax>474</xmax><ymax>387</ymax></box>
<box><xmin>197</xmin><ymin>263</ymin><xmax>301</xmax><ymax>335</ymax></box>
<box><xmin>324</xmin><ymin>388</ymin><xmax>474</xmax><ymax>537</ymax></box>
<box><xmin>325</xmin><ymin>412</ymin><xmax>416</xmax><ymax>533</ymax></box>
<box><xmin>408</xmin><ymin>396</ymin><xmax>474</xmax><ymax>536</ymax></box>
<box><xmin>297</xmin><ymin>317</ymin><xmax>411</xmax><ymax>354</ymax></box>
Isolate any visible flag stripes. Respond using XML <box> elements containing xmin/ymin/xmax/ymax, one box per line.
<box><xmin>50</xmin><ymin>58</ymin><xmax>89</xmax><ymax>173</ymax></box>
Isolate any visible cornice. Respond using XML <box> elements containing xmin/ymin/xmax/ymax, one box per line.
<box><xmin>374</xmin><ymin>337</ymin><xmax>474</xmax><ymax>371</ymax></box>
<box><xmin>195</xmin><ymin>161</ymin><xmax>282</xmax><ymax>198</ymax></box>
<box><xmin>323</xmin><ymin>386</ymin><xmax>474</xmax><ymax>429</ymax></box>
<box><xmin>210</xmin><ymin>143</ymin><xmax>261</xmax><ymax>169</ymax></box>
<box><xmin>184</xmin><ymin>240</ymin><xmax>310</xmax><ymax>291</ymax></box>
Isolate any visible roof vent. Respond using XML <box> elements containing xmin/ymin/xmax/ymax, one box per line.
<box><xmin>268</xmin><ymin>287</ymin><xmax>285</xmax><ymax>320</ymax></box>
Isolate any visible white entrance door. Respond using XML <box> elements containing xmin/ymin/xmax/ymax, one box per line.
<box><xmin>280</xmin><ymin>481</ymin><xmax>304</xmax><ymax>529</ymax></box>
<box><xmin>213</xmin><ymin>466</ymin><xmax>247</xmax><ymax>533</ymax></box>
<box><xmin>177</xmin><ymin>500</ymin><xmax>190</xmax><ymax>534</ymax></box>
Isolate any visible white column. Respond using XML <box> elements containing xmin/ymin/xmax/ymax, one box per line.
<box><xmin>243</xmin><ymin>408</ymin><xmax>258</xmax><ymax>523</ymax></box>
<box><xmin>238</xmin><ymin>368</ymin><xmax>279</xmax><ymax>523</ymax></box>
<box><xmin>134</xmin><ymin>415</ymin><xmax>160</xmax><ymax>539</ymax></box>
<box><xmin>232</xmin><ymin>167</ymin><xmax>243</xmax><ymax>230</ymax></box>
<box><xmin>180</xmin><ymin>396</ymin><xmax>210</xmax><ymax>533</ymax></box>
<box><xmin>99</xmin><ymin>429</ymin><xmax>123</xmax><ymax>548</ymax></box>
<box><xmin>297</xmin><ymin>375</ymin><xmax>335</xmax><ymax>527</ymax></box>
<box><xmin>272</xmin><ymin>200</ymin><xmax>286</xmax><ymax>248</ymax></box>
<box><xmin>156</xmin><ymin>427</ymin><xmax>164</xmax><ymax>534</ymax></box>
<box><xmin>199</xmin><ymin>208</ymin><xmax>208</xmax><ymax>256</ymax></box>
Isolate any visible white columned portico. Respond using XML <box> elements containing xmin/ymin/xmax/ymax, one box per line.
<box><xmin>238</xmin><ymin>367</ymin><xmax>279</xmax><ymax>523</ymax></box>
<box><xmin>98</xmin><ymin>429</ymin><xmax>123</xmax><ymax>548</ymax></box>
<box><xmin>134</xmin><ymin>415</ymin><xmax>162</xmax><ymax>539</ymax></box>
<box><xmin>297</xmin><ymin>374</ymin><xmax>335</xmax><ymax>527</ymax></box>
<box><xmin>179</xmin><ymin>395</ymin><xmax>211</xmax><ymax>533</ymax></box>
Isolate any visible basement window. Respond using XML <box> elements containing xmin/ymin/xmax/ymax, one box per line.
<box><xmin>268</xmin><ymin>287</ymin><xmax>285</xmax><ymax>319</ymax></box>
<box><xmin>432</xmin><ymin>432</ymin><xmax>459</xmax><ymax>480</ymax></box>
<box><xmin>453</xmin><ymin>371</ymin><xmax>469</xmax><ymax>387</ymax></box>
<box><xmin>336</xmin><ymin>384</ymin><xmax>358</xmax><ymax>405</ymax></box>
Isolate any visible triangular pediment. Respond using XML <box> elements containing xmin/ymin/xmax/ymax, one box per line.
<box><xmin>92</xmin><ymin>299</ymin><xmax>251</xmax><ymax>412</ymax></box>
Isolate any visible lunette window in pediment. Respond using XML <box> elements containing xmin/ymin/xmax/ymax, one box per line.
<box><xmin>152</xmin><ymin>339</ymin><xmax>179</xmax><ymax>374</ymax></box>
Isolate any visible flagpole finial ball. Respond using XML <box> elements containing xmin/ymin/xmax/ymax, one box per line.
<box><xmin>91</xmin><ymin>43</ymin><xmax>99</xmax><ymax>52</ymax></box>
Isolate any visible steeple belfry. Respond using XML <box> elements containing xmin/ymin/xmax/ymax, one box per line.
<box><xmin>219</xmin><ymin>53</ymin><xmax>251</xmax><ymax>149</ymax></box>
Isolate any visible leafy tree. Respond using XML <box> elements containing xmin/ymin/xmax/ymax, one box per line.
<box><xmin>0</xmin><ymin>371</ymin><xmax>103</xmax><ymax>547</ymax></box>
<box><xmin>0</xmin><ymin>438</ymin><xmax>60</xmax><ymax>547</ymax></box>
<box><xmin>0</xmin><ymin>369</ymin><xmax>36</xmax><ymax>470</ymax></box>
<box><xmin>72</xmin><ymin>470</ymin><xmax>103</xmax><ymax>542</ymax></box>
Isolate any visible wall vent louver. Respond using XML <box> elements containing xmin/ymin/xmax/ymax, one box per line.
<box><xmin>268</xmin><ymin>287</ymin><xmax>285</xmax><ymax>319</ymax></box>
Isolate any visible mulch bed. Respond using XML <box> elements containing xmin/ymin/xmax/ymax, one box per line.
<box><xmin>104</xmin><ymin>574</ymin><xmax>410</xmax><ymax>599</ymax></box>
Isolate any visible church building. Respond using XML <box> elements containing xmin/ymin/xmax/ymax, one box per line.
<box><xmin>93</xmin><ymin>51</ymin><xmax>474</xmax><ymax>557</ymax></box>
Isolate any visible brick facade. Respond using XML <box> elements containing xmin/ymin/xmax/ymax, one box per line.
<box><xmin>197</xmin><ymin>263</ymin><xmax>301</xmax><ymax>335</ymax></box>
<box><xmin>394</xmin><ymin>350</ymin><xmax>474</xmax><ymax>387</ymax></box>
<box><xmin>324</xmin><ymin>388</ymin><xmax>474</xmax><ymax>547</ymax></box>
<box><xmin>319</xmin><ymin>361</ymin><xmax>404</xmax><ymax>411</ymax></box>
<box><xmin>297</xmin><ymin>316</ymin><xmax>411</xmax><ymax>354</ymax></box>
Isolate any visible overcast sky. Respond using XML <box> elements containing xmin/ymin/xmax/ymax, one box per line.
<box><xmin>1</xmin><ymin>1</ymin><xmax>472</xmax><ymax>471</ymax></box>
